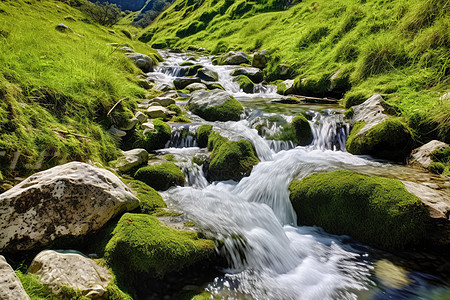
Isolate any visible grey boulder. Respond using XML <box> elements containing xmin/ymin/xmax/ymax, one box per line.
<box><xmin>0</xmin><ymin>162</ymin><xmax>139</xmax><ymax>251</ymax></box>
<box><xmin>125</xmin><ymin>52</ymin><xmax>155</xmax><ymax>73</ymax></box>
<box><xmin>0</xmin><ymin>256</ymin><xmax>30</xmax><ymax>300</ymax></box>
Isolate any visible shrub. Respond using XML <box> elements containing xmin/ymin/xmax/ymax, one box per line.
<box><xmin>83</xmin><ymin>1</ymin><xmax>122</xmax><ymax>26</ymax></box>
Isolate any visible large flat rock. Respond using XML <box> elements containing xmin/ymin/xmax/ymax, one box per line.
<box><xmin>0</xmin><ymin>162</ymin><xmax>139</xmax><ymax>251</ymax></box>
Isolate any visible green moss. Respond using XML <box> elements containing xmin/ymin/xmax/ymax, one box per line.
<box><xmin>236</xmin><ymin>75</ymin><xmax>254</xmax><ymax>93</ymax></box>
<box><xmin>163</xmin><ymin>154</ymin><xmax>177</xmax><ymax>162</ymax></box>
<box><xmin>172</xmin><ymin>116</ymin><xmax>191</xmax><ymax>123</ymax></box>
<box><xmin>184</xmin><ymin>221</ymin><xmax>196</xmax><ymax>227</ymax></box>
<box><xmin>292</xmin><ymin>115</ymin><xmax>313</xmax><ymax>146</ymax></box>
<box><xmin>124</xmin><ymin>179</ymin><xmax>166</xmax><ymax>213</ymax></box>
<box><xmin>104</xmin><ymin>213</ymin><xmax>215</xmax><ymax>276</ymax></box>
<box><xmin>15</xmin><ymin>271</ymin><xmax>50</xmax><ymax>300</ymax></box>
<box><xmin>346</xmin><ymin>118</ymin><xmax>414</xmax><ymax>161</ymax></box>
<box><xmin>195</xmin><ymin>97</ymin><xmax>244</xmax><ymax>122</ymax></box>
<box><xmin>289</xmin><ymin>170</ymin><xmax>430</xmax><ymax>250</ymax></box>
<box><xmin>344</xmin><ymin>108</ymin><xmax>354</xmax><ymax>119</ymax></box>
<box><xmin>208</xmin><ymin>139</ymin><xmax>260</xmax><ymax>181</ymax></box>
<box><xmin>132</xmin><ymin>119</ymin><xmax>171</xmax><ymax>151</ymax></box>
<box><xmin>196</xmin><ymin>124</ymin><xmax>213</xmax><ymax>148</ymax></box>
<box><xmin>134</xmin><ymin>162</ymin><xmax>185</xmax><ymax>191</ymax></box>
<box><xmin>167</xmin><ymin>104</ymin><xmax>183</xmax><ymax>116</ymax></box>
<box><xmin>428</xmin><ymin>162</ymin><xmax>445</xmax><ymax>174</ymax></box>
<box><xmin>206</xmin><ymin>131</ymin><xmax>228</xmax><ymax>152</ymax></box>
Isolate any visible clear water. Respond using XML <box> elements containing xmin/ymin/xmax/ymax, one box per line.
<box><xmin>151</xmin><ymin>51</ymin><xmax>450</xmax><ymax>299</ymax></box>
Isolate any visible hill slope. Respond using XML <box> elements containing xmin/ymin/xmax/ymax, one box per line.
<box><xmin>0</xmin><ymin>0</ymin><xmax>156</xmax><ymax>180</ymax></box>
<box><xmin>141</xmin><ymin>0</ymin><xmax>450</xmax><ymax>142</ymax></box>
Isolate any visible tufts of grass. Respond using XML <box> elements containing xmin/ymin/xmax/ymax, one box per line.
<box><xmin>0</xmin><ymin>0</ymin><xmax>158</xmax><ymax>178</ymax></box>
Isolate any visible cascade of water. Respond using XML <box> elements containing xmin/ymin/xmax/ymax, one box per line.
<box><xmin>309</xmin><ymin>110</ymin><xmax>349</xmax><ymax>151</ymax></box>
<box><xmin>163</xmin><ymin>149</ymin><xmax>380</xmax><ymax>299</ymax></box>
<box><xmin>166</xmin><ymin>125</ymin><xmax>199</xmax><ymax>148</ymax></box>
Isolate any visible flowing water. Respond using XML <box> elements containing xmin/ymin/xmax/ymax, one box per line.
<box><xmin>150</xmin><ymin>51</ymin><xmax>449</xmax><ymax>299</ymax></box>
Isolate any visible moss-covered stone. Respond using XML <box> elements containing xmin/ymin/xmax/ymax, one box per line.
<box><xmin>292</xmin><ymin>115</ymin><xmax>313</xmax><ymax>146</ymax></box>
<box><xmin>124</xmin><ymin>179</ymin><xmax>166</xmax><ymax>214</ymax></box>
<box><xmin>134</xmin><ymin>162</ymin><xmax>185</xmax><ymax>191</ymax></box>
<box><xmin>236</xmin><ymin>75</ymin><xmax>254</xmax><ymax>93</ymax></box>
<box><xmin>344</xmin><ymin>108</ymin><xmax>354</xmax><ymax>119</ymax></box>
<box><xmin>206</xmin><ymin>131</ymin><xmax>228</xmax><ymax>152</ymax></box>
<box><xmin>196</xmin><ymin>124</ymin><xmax>213</xmax><ymax>148</ymax></box>
<box><xmin>289</xmin><ymin>170</ymin><xmax>429</xmax><ymax>250</ymax></box>
<box><xmin>346</xmin><ymin>118</ymin><xmax>414</xmax><ymax>161</ymax></box>
<box><xmin>132</xmin><ymin>119</ymin><xmax>171</xmax><ymax>151</ymax></box>
<box><xmin>207</xmin><ymin>139</ymin><xmax>260</xmax><ymax>181</ymax></box>
<box><xmin>104</xmin><ymin>213</ymin><xmax>215</xmax><ymax>276</ymax></box>
<box><xmin>187</xmin><ymin>90</ymin><xmax>244</xmax><ymax>122</ymax></box>
<box><xmin>167</xmin><ymin>104</ymin><xmax>183</xmax><ymax>116</ymax></box>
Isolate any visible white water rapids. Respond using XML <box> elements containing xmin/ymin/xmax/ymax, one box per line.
<box><xmin>150</xmin><ymin>51</ymin><xmax>448</xmax><ymax>299</ymax></box>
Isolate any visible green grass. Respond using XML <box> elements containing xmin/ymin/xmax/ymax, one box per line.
<box><xmin>0</xmin><ymin>0</ymin><xmax>158</xmax><ymax>179</ymax></box>
<box><xmin>141</xmin><ymin>0</ymin><xmax>449</xmax><ymax>142</ymax></box>
<box><xmin>289</xmin><ymin>170</ymin><xmax>430</xmax><ymax>250</ymax></box>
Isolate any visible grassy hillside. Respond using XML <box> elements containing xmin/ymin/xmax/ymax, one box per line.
<box><xmin>0</xmin><ymin>0</ymin><xmax>156</xmax><ymax>180</ymax></box>
<box><xmin>141</xmin><ymin>0</ymin><xmax>450</xmax><ymax>142</ymax></box>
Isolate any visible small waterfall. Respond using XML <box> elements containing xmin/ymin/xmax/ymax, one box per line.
<box><xmin>163</xmin><ymin>149</ymin><xmax>379</xmax><ymax>299</ymax></box>
<box><xmin>253</xmin><ymin>82</ymin><xmax>277</xmax><ymax>94</ymax></box>
<box><xmin>166</xmin><ymin>125</ymin><xmax>198</xmax><ymax>148</ymax></box>
<box><xmin>267</xmin><ymin>140</ymin><xmax>296</xmax><ymax>152</ymax></box>
<box><xmin>309</xmin><ymin>110</ymin><xmax>349</xmax><ymax>151</ymax></box>
<box><xmin>157</xmin><ymin>65</ymin><xmax>186</xmax><ymax>77</ymax></box>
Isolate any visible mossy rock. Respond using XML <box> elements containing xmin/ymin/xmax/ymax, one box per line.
<box><xmin>104</xmin><ymin>213</ymin><xmax>216</xmax><ymax>277</ymax></box>
<box><xmin>134</xmin><ymin>162</ymin><xmax>185</xmax><ymax>191</ymax></box>
<box><xmin>124</xmin><ymin>179</ymin><xmax>166</xmax><ymax>214</ymax></box>
<box><xmin>289</xmin><ymin>170</ymin><xmax>430</xmax><ymax>250</ymax></box>
<box><xmin>236</xmin><ymin>75</ymin><xmax>254</xmax><ymax>93</ymax></box>
<box><xmin>207</xmin><ymin>139</ymin><xmax>260</xmax><ymax>181</ymax></box>
<box><xmin>206</xmin><ymin>131</ymin><xmax>228</xmax><ymax>152</ymax></box>
<box><xmin>187</xmin><ymin>90</ymin><xmax>244</xmax><ymax>122</ymax></box>
<box><xmin>196</xmin><ymin>124</ymin><xmax>213</xmax><ymax>148</ymax></box>
<box><xmin>132</xmin><ymin>119</ymin><xmax>171</xmax><ymax>151</ymax></box>
<box><xmin>346</xmin><ymin>118</ymin><xmax>414</xmax><ymax>161</ymax></box>
<box><xmin>292</xmin><ymin>115</ymin><xmax>313</xmax><ymax>146</ymax></box>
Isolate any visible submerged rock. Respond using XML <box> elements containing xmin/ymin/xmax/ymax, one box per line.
<box><xmin>104</xmin><ymin>213</ymin><xmax>215</xmax><ymax>276</ymax></box>
<box><xmin>28</xmin><ymin>250</ymin><xmax>112</xmax><ymax>299</ymax></box>
<box><xmin>0</xmin><ymin>162</ymin><xmax>139</xmax><ymax>251</ymax></box>
<box><xmin>289</xmin><ymin>170</ymin><xmax>430</xmax><ymax>251</ymax></box>
<box><xmin>0</xmin><ymin>256</ymin><xmax>30</xmax><ymax>300</ymax></box>
<box><xmin>346</xmin><ymin>94</ymin><xmax>413</xmax><ymax>161</ymax></box>
<box><xmin>187</xmin><ymin>89</ymin><xmax>244</xmax><ymax>122</ymax></box>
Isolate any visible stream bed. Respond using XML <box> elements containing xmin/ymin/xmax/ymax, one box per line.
<box><xmin>148</xmin><ymin>51</ymin><xmax>449</xmax><ymax>299</ymax></box>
